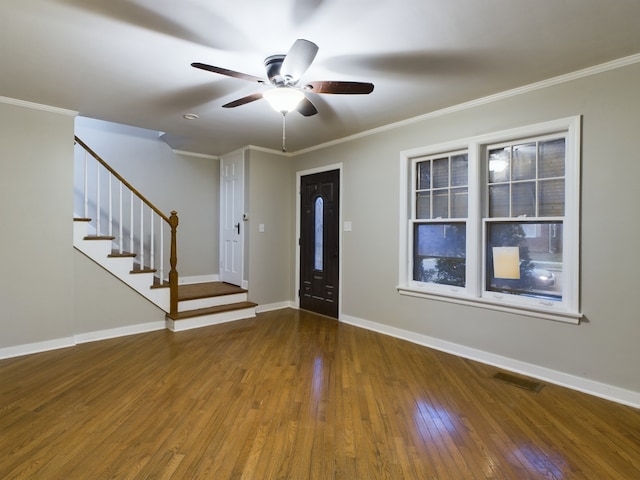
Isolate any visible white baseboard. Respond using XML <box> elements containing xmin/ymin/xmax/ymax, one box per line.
<box><xmin>0</xmin><ymin>322</ymin><xmax>165</xmax><ymax>360</ymax></box>
<box><xmin>178</xmin><ymin>274</ymin><xmax>249</xmax><ymax>291</ymax></box>
<box><xmin>179</xmin><ymin>274</ymin><xmax>220</xmax><ymax>284</ymax></box>
<box><xmin>74</xmin><ymin>321</ymin><xmax>166</xmax><ymax>344</ymax></box>
<box><xmin>255</xmin><ymin>301</ymin><xmax>294</xmax><ymax>314</ymax></box>
<box><xmin>340</xmin><ymin>313</ymin><xmax>640</xmax><ymax>409</ymax></box>
<box><xmin>0</xmin><ymin>337</ymin><xmax>75</xmax><ymax>360</ymax></box>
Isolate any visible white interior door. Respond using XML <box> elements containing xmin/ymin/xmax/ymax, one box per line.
<box><xmin>220</xmin><ymin>151</ymin><xmax>244</xmax><ymax>286</ymax></box>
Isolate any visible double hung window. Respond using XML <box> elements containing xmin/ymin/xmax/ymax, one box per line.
<box><xmin>399</xmin><ymin>117</ymin><xmax>581</xmax><ymax>323</ymax></box>
<box><xmin>413</xmin><ymin>152</ymin><xmax>468</xmax><ymax>290</ymax></box>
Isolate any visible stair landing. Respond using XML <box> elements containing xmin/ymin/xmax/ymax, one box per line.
<box><xmin>166</xmin><ymin>282</ymin><xmax>257</xmax><ymax>332</ymax></box>
<box><xmin>177</xmin><ymin>281</ymin><xmax>247</xmax><ymax>301</ymax></box>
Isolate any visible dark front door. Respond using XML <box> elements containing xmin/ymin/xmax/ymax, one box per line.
<box><xmin>299</xmin><ymin>169</ymin><xmax>340</xmax><ymax>318</ymax></box>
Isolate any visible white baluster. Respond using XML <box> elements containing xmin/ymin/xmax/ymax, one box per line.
<box><xmin>83</xmin><ymin>151</ymin><xmax>88</xmax><ymax>219</ymax></box>
<box><xmin>150</xmin><ymin>212</ymin><xmax>155</xmax><ymax>271</ymax></box>
<box><xmin>108</xmin><ymin>174</ymin><xmax>113</xmax><ymax>237</ymax></box>
<box><xmin>119</xmin><ymin>182</ymin><xmax>123</xmax><ymax>254</ymax></box>
<box><xmin>159</xmin><ymin>223</ymin><xmax>164</xmax><ymax>283</ymax></box>
<box><xmin>140</xmin><ymin>200</ymin><xmax>144</xmax><ymax>269</ymax></box>
<box><xmin>130</xmin><ymin>191</ymin><xmax>134</xmax><ymax>254</ymax></box>
<box><xmin>96</xmin><ymin>166</ymin><xmax>101</xmax><ymax>235</ymax></box>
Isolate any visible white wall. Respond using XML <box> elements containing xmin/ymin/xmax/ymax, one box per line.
<box><xmin>74</xmin><ymin>117</ymin><xmax>219</xmax><ymax>279</ymax></box>
<box><xmin>73</xmin><ymin>250</ymin><xmax>164</xmax><ymax>337</ymax></box>
<box><xmin>292</xmin><ymin>61</ymin><xmax>640</xmax><ymax>401</ymax></box>
<box><xmin>246</xmin><ymin>149</ymin><xmax>294</xmax><ymax>307</ymax></box>
<box><xmin>0</xmin><ymin>101</ymin><xmax>76</xmax><ymax>350</ymax></box>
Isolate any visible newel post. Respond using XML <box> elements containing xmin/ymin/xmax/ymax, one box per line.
<box><xmin>169</xmin><ymin>210</ymin><xmax>179</xmax><ymax>315</ymax></box>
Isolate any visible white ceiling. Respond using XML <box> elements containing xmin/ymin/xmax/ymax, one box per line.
<box><xmin>2</xmin><ymin>0</ymin><xmax>640</xmax><ymax>156</ymax></box>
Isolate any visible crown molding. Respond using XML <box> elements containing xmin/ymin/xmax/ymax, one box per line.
<box><xmin>172</xmin><ymin>149</ymin><xmax>219</xmax><ymax>160</ymax></box>
<box><xmin>0</xmin><ymin>96</ymin><xmax>77</xmax><ymax>117</ymax></box>
<box><xmin>292</xmin><ymin>53</ymin><xmax>640</xmax><ymax>156</ymax></box>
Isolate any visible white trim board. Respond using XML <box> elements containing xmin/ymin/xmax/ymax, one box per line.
<box><xmin>340</xmin><ymin>313</ymin><xmax>640</xmax><ymax>410</ymax></box>
<box><xmin>178</xmin><ymin>274</ymin><xmax>220</xmax><ymax>285</ymax></box>
<box><xmin>255</xmin><ymin>301</ymin><xmax>294</xmax><ymax>314</ymax></box>
<box><xmin>74</xmin><ymin>321</ymin><xmax>166</xmax><ymax>344</ymax></box>
<box><xmin>0</xmin><ymin>337</ymin><xmax>76</xmax><ymax>361</ymax></box>
<box><xmin>0</xmin><ymin>321</ymin><xmax>165</xmax><ymax>360</ymax></box>
<box><xmin>293</xmin><ymin>53</ymin><xmax>640</xmax><ymax>156</ymax></box>
<box><xmin>0</xmin><ymin>95</ymin><xmax>78</xmax><ymax>116</ymax></box>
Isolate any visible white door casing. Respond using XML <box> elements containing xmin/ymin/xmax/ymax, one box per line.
<box><xmin>220</xmin><ymin>150</ymin><xmax>244</xmax><ymax>286</ymax></box>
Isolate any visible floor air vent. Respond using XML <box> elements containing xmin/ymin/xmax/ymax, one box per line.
<box><xmin>493</xmin><ymin>372</ymin><xmax>544</xmax><ymax>393</ymax></box>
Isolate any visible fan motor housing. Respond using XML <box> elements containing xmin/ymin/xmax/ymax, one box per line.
<box><xmin>264</xmin><ymin>55</ymin><xmax>286</xmax><ymax>85</ymax></box>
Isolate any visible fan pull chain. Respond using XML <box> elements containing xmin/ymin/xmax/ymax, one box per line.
<box><xmin>281</xmin><ymin>113</ymin><xmax>287</xmax><ymax>152</ymax></box>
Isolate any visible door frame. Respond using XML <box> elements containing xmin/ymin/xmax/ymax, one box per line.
<box><xmin>295</xmin><ymin>163</ymin><xmax>343</xmax><ymax>318</ymax></box>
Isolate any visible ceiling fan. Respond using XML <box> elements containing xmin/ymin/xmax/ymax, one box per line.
<box><xmin>191</xmin><ymin>39</ymin><xmax>374</xmax><ymax>117</ymax></box>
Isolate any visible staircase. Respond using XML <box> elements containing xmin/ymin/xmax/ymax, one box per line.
<box><xmin>74</xmin><ymin>218</ymin><xmax>257</xmax><ymax>332</ymax></box>
<box><xmin>73</xmin><ymin>136</ymin><xmax>257</xmax><ymax>332</ymax></box>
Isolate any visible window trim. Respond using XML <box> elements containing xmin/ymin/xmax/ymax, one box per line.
<box><xmin>398</xmin><ymin>116</ymin><xmax>582</xmax><ymax>324</ymax></box>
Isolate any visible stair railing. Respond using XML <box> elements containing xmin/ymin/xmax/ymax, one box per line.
<box><xmin>74</xmin><ymin>136</ymin><xmax>179</xmax><ymax>314</ymax></box>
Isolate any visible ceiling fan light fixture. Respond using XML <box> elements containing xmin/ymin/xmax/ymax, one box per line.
<box><xmin>263</xmin><ymin>87</ymin><xmax>305</xmax><ymax>114</ymax></box>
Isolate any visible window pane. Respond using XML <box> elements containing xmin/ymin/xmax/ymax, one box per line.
<box><xmin>433</xmin><ymin>191</ymin><xmax>449</xmax><ymax>218</ymax></box>
<box><xmin>486</xmin><ymin>222</ymin><xmax>562</xmax><ymax>301</ymax></box>
<box><xmin>489</xmin><ymin>184</ymin><xmax>510</xmax><ymax>217</ymax></box>
<box><xmin>416</xmin><ymin>192</ymin><xmax>430</xmax><ymax>219</ymax></box>
<box><xmin>451</xmin><ymin>187</ymin><xmax>468</xmax><ymax>218</ymax></box>
<box><xmin>451</xmin><ymin>154</ymin><xmax>468</xmax><ymax>186</ymax></box>
<box><xmin>432</xmin><ymin>158</ymin><xmax>449</xmax><ymax>188</ymax></box>
<box><xmin>539</xmin><ymin>139</ymin><xmax>565</xmax><ymax>178</ymax></box>
<box><xmin>539</xmin><ymin>179</ymin><xmax>565</xmax><ymax>216</ymax></box>
<box><xmin>512</xmin><ymin>143</ymin><xmax>536</xmax><ymax>181</ymax></box>
<box><xmin>511</xmin><ymin>181</ymin><xmax>536</xmax><ymax>217</ymax></box>
<box><xmin>489</xmin><ymin>148</ymin><xmax>510</xmax><ymax>183</ymax></box>
<box><xmin>414</xmin><ymin>223</ymin><xmax>466</xmax><ymax>287</ymax></box>
<box><xmin>314</xmin><ymin>197</ymin><xmax>323</xmax><ymax>271</ymax></box>
<box><xmin>417</xmin><ymin>161</ymin><xmax>431</xmax><ymax>190</ymax></box>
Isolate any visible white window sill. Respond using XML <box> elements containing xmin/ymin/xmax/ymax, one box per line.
<box><xmin>397</xmin><ymin>286</ymin><xmax>582</xmax><ymax>324</ymax></box>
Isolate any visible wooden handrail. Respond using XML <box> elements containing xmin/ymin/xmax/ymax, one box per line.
<box><xmin>74</xmin><ymin>136</ymin><xmax>170</xmax><ymax>223</ymax></box>
<box><xmin>75</xmin><ymin>135</ymin><xmax>179</xmax><ymax>314</ymax></box>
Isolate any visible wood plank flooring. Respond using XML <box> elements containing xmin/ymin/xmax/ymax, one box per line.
<box><xmin>1</xmin><ymin>308</ymin><xmax>639</xmax><ymax>479</ymax></box>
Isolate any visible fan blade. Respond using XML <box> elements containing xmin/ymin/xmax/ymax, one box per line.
<box><xmin>297</xmin><ymin>97</ymin><xmax>318</xmax><ymax>116</ymax></box>
<box><xmin>304</xmin><ymin>81</ymin><xmax>374</xmax><ymax>94</ymax></box>
<box><xmin>222</xmin><ymin>92</ymin><xmax>263</xmax><ymax>108</ymax></box>
<box><xmin>191</xmin><ymin>62</ymin><xmax>266</xmax><ymax>83</ymax></box>
<box><xmin>280</xmin><ymin>39</ymin><xmax>319</xmax><ymax>84</ymax></box>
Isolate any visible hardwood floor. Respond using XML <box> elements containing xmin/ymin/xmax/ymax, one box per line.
<box><xmin>1</xmin><ymin>308</ymin><xmax>639</xmax><ymax>479</ymax></box>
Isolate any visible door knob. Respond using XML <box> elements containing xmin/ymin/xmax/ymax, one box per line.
<box><xmin>235</xmin><ymin>222</ymin><xmax>240</xmax><ymax>234</ymax></box>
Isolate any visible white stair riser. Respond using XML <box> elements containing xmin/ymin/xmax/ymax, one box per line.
<box><xmin>178</xmin><ymin>292</ymin><xmax>248</xmax><ymax>312</ymax></box>
<box><xmin>165</xmin><ymin>307</ymin><xmax>256</xmax><ymax>332</ymax></box>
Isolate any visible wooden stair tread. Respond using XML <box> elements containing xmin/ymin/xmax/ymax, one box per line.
<box><xmin>167</xmin><ymin>301</ymin><xmax>257</xmax><ymax>320</ymax></box>
<box><xmin>108</xmin><ymin>251</ymin><xmax>137</xmax><ymax>258</ymax></box>
<box><xmin>130</xmin><ymin>267</ymin><xmax>157</xmax><ymax>274</ymax></box>
<box><xmin>151</xmin><ymin>280</ymin><xmax>170</xmax><ymax>289</ymax></box>
<box><xmin>84</xmin><ymin>235</ymin><xmax>116</xmax><ymax>241</ymax></box>
<box><xmin>177</xmin><ymin>282</ymin><xmax>247</xmax><ymax>301</ymax></box>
